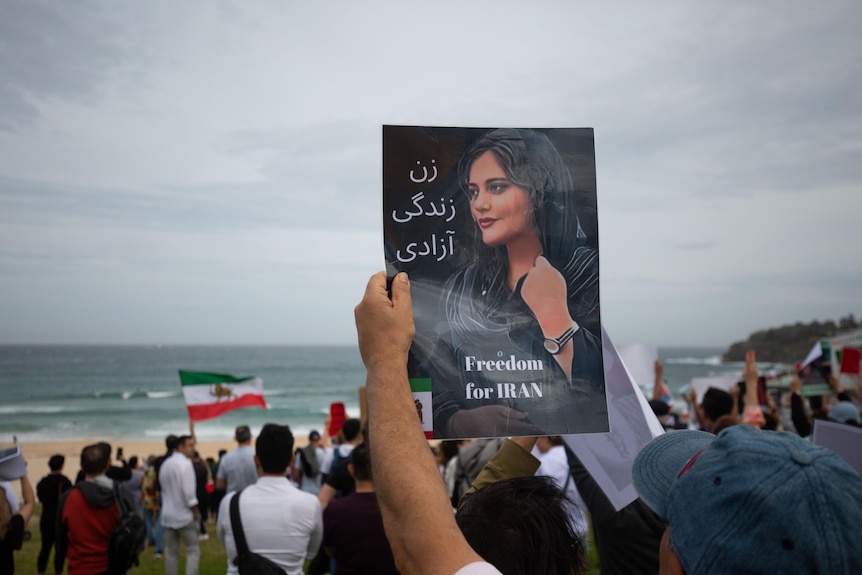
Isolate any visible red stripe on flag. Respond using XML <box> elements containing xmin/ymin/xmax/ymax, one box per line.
<box><xmin>186</xmin><ymin>394</ymin><xmax>267</xmax><ymax>422</ymax></box>
<box><xmin>840</xmin><ymin>347</ymin><xmax>861</xmax><ymax>375</ymax></box>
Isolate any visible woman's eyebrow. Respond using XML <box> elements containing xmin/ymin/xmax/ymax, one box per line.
<box><xmin>483</xmin><ymin>177</ymin><xmax>510</xmax><ymax>185</ymax></box>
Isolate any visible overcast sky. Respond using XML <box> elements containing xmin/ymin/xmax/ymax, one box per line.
<box><xmin>1</xmin><ymin>0</ymin><xmax>860</xmax><ymax>347</ymax></box>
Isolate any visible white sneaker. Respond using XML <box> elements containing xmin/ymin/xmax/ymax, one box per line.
<box><xmin>198</xmin><ymin>533</ymin><xmax>210</xmax><ymax>541</ymax></box>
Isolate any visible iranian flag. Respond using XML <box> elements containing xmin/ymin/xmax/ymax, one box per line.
<box><xmin>179</xmin><ymin>370</ymin><xmax>268</xmax><ymax>422</ymax></box>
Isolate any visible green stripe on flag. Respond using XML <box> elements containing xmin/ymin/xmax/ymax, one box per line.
<box><xmin>179</xmin><ymin>370</ymin><xmax>255</xmax><ymax>386</ymax></box>
<box><xmin>410</xmin><ymin>377</ymin><xmax>432</xmax><ymax>393</ymax></box>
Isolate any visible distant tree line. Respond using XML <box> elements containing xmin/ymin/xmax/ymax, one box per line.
<box><xmin>723</xmin><ymin>314</ymin><xmax>860</xmax><ymax>362</ymax></box>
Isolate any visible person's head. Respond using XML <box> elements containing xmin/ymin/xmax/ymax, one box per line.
<box><xmin>710</xmin><ymin>414</ymin><xmax>739</xmax><ymax>434</ymax></box>
<box><xmin>633</xmin><ymin>426</ymin><xmax>862</xmax><ymax>574</ymax></box>
<box><xmin>128</xmin><ymin>455</ymin><xmax>139</xmax><ymax>469</ymax></box>
<box><xmin>348</xmin><ymin>442</ymin><xmax>372</xmax><ymax>482</ymax></box>
<box><xmin>829</xmin><ymin>401</ymin><xmax>861</xmax><ymax>426</ymax></box>
<box><xmin>48</xmin><ymin>454</ymin><xmax>65</xmax><ymax>472</ymax></box>
<box><xmin>235</xmin><ymin>425</ymin><xmax>252</xmax><ymax>444</ymax></box>
<box><xmin>218</xmin><ymin>449</ymin><xmax>227</xmax><ymax>459</ymax></box>
<box><xmin>458</xmin><ymin>129</ymin><xmax>589</xmax><ymax>272</ymax></box>
<box><xmin>341</xmin><ymin>418</ymin><xmax>362</xmax><ymax>443</ymax></box>
<box><xmin>176</xmin><ymin>435</ymin><xmax>196</xmax><ymax>458</ymax></box>
<box><xmin>80</xmin><ymin>443</ymin><xmax>111</xmax><ymax>477</ymax></box>
<box><xmin>308</xmin><ymin>430</ymin><xmax>321</xmax><ymax>446</ymax></box>
<box><xmin>700</xmin><ymin>388</ymin><xmax>734</xmax><ymax>425</ymax></box>
<box><xmin>165</xmin><ymin>434</ymin><xmax>179</xmax><ymax>452</ymax></box>
<box><xmin>255</xmin><ymin>423</ymin><xmax>295</xmax><ymax>475</ymax></box>
<box><xmin>456</xmin><ymin>476</ymin><xmax>584</xmax><ymax>575</ymax></box>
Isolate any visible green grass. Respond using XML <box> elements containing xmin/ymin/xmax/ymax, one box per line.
<box><xmin>15</xmin><ymin>504</ymin><xmax>227</xmax><ymax>575</ymax></box>
<box><xmin>16</xmin><ymin>504</ymin><xmax>601</xmax><ymax>575</ymax></box>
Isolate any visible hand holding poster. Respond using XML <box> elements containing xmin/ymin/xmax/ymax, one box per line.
<box><xmin>383</xmin><ymin>126</ymin><xmax>608</xmax><ymax>439</ymax></box>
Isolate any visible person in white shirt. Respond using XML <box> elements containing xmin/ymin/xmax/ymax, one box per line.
<box><xmin>532</xmin><ymin>436</ymin><xmax>589</xmax><ymax>550</ymax></box>
<box><xmin>217</xmin><ymin>423</ymin><xmax>323</xmax><ymax>575</ymax></box>
<box><xmin>159</xmin><ymin>435</ymin><xmax>200</xmax><ymax>575</ymax></box>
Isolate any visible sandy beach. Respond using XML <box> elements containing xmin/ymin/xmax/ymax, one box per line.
<box><xmin>1</xmin><ymin>436</ymin><xmax>311</xmax><ymax>501</ymax></box>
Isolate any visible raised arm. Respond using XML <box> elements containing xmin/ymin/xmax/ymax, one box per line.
<box><xmin>652</xmin><ymin>360</ymin><xmax>664</xmax><ymax>402</ymax></box>
<box><xmin>788</xmin><ymin>371</ymin><xmax>812</xmax><ymax>437</ymax></box>
<box><xmin>741</xmin><ymin>351</ymin><xmax>765</xmax><ymax>428</ymax></box>
<box><xmin>827</xmin><ymin>373</ymin><xmax>853</xmax><ymax>402</ymax></box>
<box><xmin>355</xmin><ymin>272</ymin><xmax>489</xmax><ymax>575</ymax></box>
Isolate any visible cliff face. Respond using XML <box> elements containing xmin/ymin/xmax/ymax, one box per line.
<box><xmin>722</xmin><ymin>315</ymin><xmax>859</xmax><ymax>363</ymax></box>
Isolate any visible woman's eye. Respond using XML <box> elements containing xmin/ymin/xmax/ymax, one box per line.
<box><xmin>489</xmin><ymin>183</ymin><xmax>508</xmax><ymax>193</ymax></box>
<box><xmin>467</xmin><ymin>187</ymin><xmax>479</xmax><ymax>198</ymax></box>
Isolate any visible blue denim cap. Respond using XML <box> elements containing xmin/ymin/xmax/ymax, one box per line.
<box><xmin>632</xmin><ymin>425</ymin><xmax>862</xmax><ymax>574</ymax></box>
<box><xmin>829</xmin><ymin>400</ymin><xmax>861</xmax><ymax>425</ymax></box>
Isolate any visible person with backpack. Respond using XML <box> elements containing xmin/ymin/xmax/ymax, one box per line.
<box><xmin>292</xmin><ymin>430</ymin><xmax>325</xmax><ymax>495</ymax></box>
<box><xmin>317</xmin><ymin>418</ymin><xmax>363</xmax><ymax>509</ymax></box>
<box><xmin>1</xmin><ymin>472</ymin><xmax>35</xmax><ymax>575</ymax></box>
<box><xmin>56</xmin><ymin>442</ymin><xmax>138</xmax><ymax>575</ymax></box>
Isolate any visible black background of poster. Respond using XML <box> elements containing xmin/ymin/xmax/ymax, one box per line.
<box><xmin>383</xmin><ymin>126</ymin><xmax>603</xmax><ymax>437</ymax></box>
<box><xmin>383</xmin><ymin>126</ymin><xmax>599</xmax><ymax>369</ymax></box>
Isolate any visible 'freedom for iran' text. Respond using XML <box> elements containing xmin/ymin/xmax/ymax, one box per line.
<box><xmin>464</xmin><ymin>355</ymin><xmax>544</xmax><ymax>372</ymax></box>
<box><xmin>465</xmin><ymin>382</ymin><xmax>543</xmax><ymax>400</ymax></box>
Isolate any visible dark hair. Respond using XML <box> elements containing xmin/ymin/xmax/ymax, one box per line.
<box><xmin>341</xmin><ymin>418</ymin><xmax>361</xmax><ymax>442</ymax></box>
<box><xmin>235</xmin><ymin>425</ymin><xmax>252</xmax><ymax>443</ymax></box>
<box><xmin>177</xmin><ymin>435</ymin><xmax>193</xmax><ymax>447</ymax></box>
<box><xmin>349</xmin><ymin>442</ymin><xmax>372</xmax><ymax>482</ymax></box>
<box><xmin>81</xmin><ymin>443</ymin><xmax>111</xmax><ymax>476</ymax></box>
<box><xmin>165</xmin><ymin>434</ymin><xmax>179</xmax><ymax>451</ymax></box>
<box><xmin>439</xmin><ymin>440</ymin><xmax>461</xmax><ymax>466</ymax></box>
<box><xmin>128</xmin><ymin>456</ymin><xmax>139</xmax><ymax>468</ymax></box>
<box><xmin>649</xmin><ymin>400</ymin><xmax>670</xmax><ymax>417</ymax></box>
<box><xmin>49</xmin><ymin>454</ymin><xmax>65</xmax><ymax>472</ymax></box>
<box><xmin>702</xmin><ymin>388</ymin><xmax>734</xmax><ymax>422</ymax></box>
<box><xmin>456</xmin><ymin>476</ymin><xmax>584</xmax><ymax>575</ymax></box>
<box><xmin>255</xmin><ymin>423</ymin><xmax>294</xmax><ymax>474</ymax></box>
<box><xmin>457</xmin><ymin>129</ymin><xmax>588</xmax><ymax>287</ymax></box>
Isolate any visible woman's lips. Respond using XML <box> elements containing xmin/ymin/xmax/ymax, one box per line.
<box><xmin>477</xmin><ymin>218</ymin><xmax>496</xmax><ymax>229</ymax></box>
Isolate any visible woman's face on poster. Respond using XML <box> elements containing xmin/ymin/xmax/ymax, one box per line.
<box><xmin>467</xmin><ymin>151</ymin><xmax>535</xmax><ymax>247</ymax></box>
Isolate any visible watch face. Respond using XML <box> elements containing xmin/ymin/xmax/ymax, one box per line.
<box><xmin>544</xmin><ymin>339</ymin><xmax>560</xmax><ymax>355</ymax></box>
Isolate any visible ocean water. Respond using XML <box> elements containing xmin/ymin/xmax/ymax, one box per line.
<box><xmin>0</xmin><ymin>345</ymin><xmax>366</xmax><ymax>443</ymax></box>
<box><xmin>0</xmin><ymin>344</ymin><xmax>734</xmax><ymax>444</ymax></box>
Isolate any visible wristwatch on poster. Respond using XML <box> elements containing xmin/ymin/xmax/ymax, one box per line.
<box><xmin>543</xmin><ymin>323</ymin><xmax>579</xmax><ymax>355</ymax></box>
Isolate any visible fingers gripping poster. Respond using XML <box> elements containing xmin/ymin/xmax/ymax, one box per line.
<box><xmin>383</xmin><ymin>126</ymin><xmax>608</xmax><ymax>439</ymax></box>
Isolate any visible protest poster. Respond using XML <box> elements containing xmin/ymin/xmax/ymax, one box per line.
<box><xmin>812</xmin><ymin>419</ymin><xmax>862</xmax><ymax>475</ymax></box>
<box><xmin>564</xmin><ymin>328</ymin><xmax>664</xmax><ymax>511</ymax></box>
<box><xmin>0</xmin><ymin>447</ymin><xmax>26</xmax><ymax>481</ymax></box>
<box><xmin>383</xmin><ymin>126</ymin><xmax>608</xmax><ymax>439</ymax></box>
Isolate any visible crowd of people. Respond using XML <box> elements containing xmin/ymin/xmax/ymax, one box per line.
<box><xmin>1</xmin><ymin>270</ymin><xmax>860</xmax><ymax>575</ymax></box>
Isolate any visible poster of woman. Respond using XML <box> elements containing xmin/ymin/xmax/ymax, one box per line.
<box><xmin>383</xmin><ymin>126</ymin><xmax>608</xmax><ymax>439</ymax></box>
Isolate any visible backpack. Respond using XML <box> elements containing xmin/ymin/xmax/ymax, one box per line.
<box><xmin>450</xmin><ymin>438</ymin><xmax>504</xmax><ymax>508</ymax></box>
<box><xmin>229</xmin><ymin>490</ymin><xmax>285</xmax><ymax>574</ymax></box>
<box><xmin>107</xmin><ymin>482</ymin><xmax>147</xmax><ymax>575</ymax></box>
<box><xmin>296</xmin><ymin>446</ymin><xmax>320</xmax><ymax>479</ymax></box>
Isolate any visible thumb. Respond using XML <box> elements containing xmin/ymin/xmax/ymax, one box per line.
<box><xmin>390</xmin><ymin>272</ymin><xmax>412</xmax><ymax>310</ymax></box>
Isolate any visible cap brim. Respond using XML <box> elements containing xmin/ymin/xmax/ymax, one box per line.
<box><xmin>632</xmin><ymin>429</ymin><xmax>715</xmax><ymax>519</ymax></box>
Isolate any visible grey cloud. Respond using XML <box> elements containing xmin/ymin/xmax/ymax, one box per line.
<box><xmin>0</xmin><ymin>0</ymin><xmax>134</xmax><ymax>129</ymax></box>
<box><xmin>0</xmin><ymin>170</ymin><xmax>378</xmax><ymax>238</ymax></box>
<box><xmin>672</xmin><ymin>240</ymin><xmax>719</xmax><ymax>251</ymax></box>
